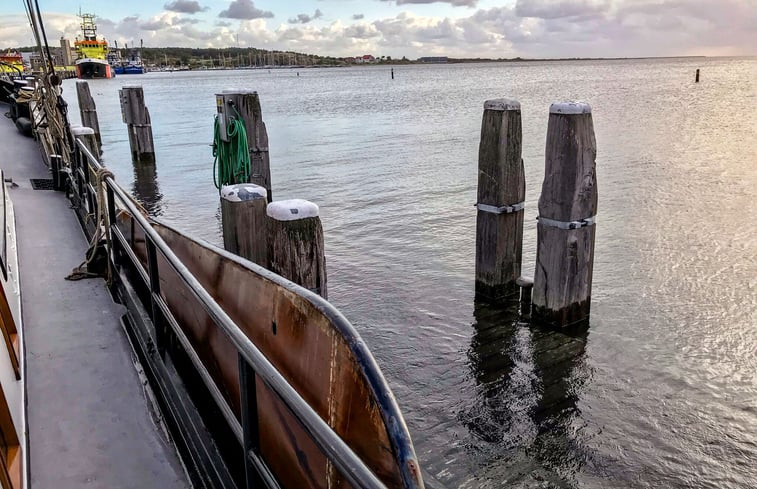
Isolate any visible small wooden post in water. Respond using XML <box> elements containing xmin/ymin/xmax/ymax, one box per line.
<box><xmin>75</xmin><ymin>80</ymin><xmax>101</xmax><ymax>153</ymax></box>
<box><xmin>533</xmin><ymin>102</ymin><xmax>598</xmax><ymax>328</ymax></box>
<box><xmin>475</xmin><ymin>98</ymin><xmax>525</xmax><ymax>301</ymax></box>
<box><xmin>119</xmin><ymin>86</ymin><xmax>155</xmax><ymax>164</ymax></box>
<box><xmin>216</xmin><ymin>91</ymin><xmax>272</xmax><ymax>202</ymax></box>
<box><xmin>220</xmin><ymin>183</ymin><xmax>268</xmax><ymax>266</ymax></box>
<box><xmin>266</xmin><ymin>199</ymin><xmax>327</xmax><ymax>298</ymax></box>
<box><xmin>695</xmin><ymin>69</ymin><xmax>700</xmax><ymax>83</ymax></box>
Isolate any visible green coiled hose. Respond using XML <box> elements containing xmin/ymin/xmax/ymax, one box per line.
<box><xmin>212</xmin><ymin>113</ymin><xmax>250</xmax><ymax>190</ymax></box>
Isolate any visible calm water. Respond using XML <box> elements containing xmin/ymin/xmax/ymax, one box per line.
<box><xmin>63</xmin><ymin>58</ymin><xmax>756</xmax><ymax>488</ymax></box>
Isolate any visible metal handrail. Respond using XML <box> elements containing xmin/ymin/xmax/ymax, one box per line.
<box><xmin>73</xmin><ymin>138</ymin><xmax>388</xmax><ymax>489</ymax></box>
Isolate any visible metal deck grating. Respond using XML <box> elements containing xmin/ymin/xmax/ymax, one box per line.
<box><xmin>30</xmin><ymin>178</ymin><xmax>54</xmax><ymax>190</ymax></box>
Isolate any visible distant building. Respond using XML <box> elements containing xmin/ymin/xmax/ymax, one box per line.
<box><xmin>59</xmin><ymin>37</ymin><xmax>73</xmax><ymax>66</ymax></box>
<box><xmin>354</xmin><ymin>54</ymin><xmax>376</xmax><ymax>64</ymax></box>
<box><xmin>418</xmin><ymin>56</ymin><xmax>448</xmax><ymax>63</ymax></box>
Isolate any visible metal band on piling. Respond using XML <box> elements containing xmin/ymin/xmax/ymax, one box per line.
<box><xmin>536</xmin><ymin>215</ymin><xmax>596</xmax><ymax>230</ymax></box>
<box><xmin>476</xmin><ymin>202</ymin><xmax>525</xmax><ymax>214</ymax></box>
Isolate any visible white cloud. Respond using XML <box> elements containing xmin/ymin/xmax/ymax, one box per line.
<box><xmin>2</xmin><ymin>1</ymin><xmax>755</xmax><ymax>57</ymax></box>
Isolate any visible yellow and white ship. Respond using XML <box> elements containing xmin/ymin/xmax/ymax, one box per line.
<box><xmin>74</xmin><ymin>14</ymin><xmax>113</xmax><ymax>79</ymax></box>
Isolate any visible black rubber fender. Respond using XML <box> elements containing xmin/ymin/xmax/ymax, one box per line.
<box><xmin>15</xmin><ymin>117</ymin><xmax>33</xmax><ymax>137</ymax></box>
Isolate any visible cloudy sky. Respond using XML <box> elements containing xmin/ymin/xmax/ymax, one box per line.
<box><xmin>1</xmin><ymin>0</ymin><xmax>754</xmax><ymax>58</ymax></box>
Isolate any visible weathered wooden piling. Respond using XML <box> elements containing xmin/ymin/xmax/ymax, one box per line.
<box><xmin>119</xmin><ymin>86</ymin><xmax>155</xmax><ymax>164</ymax></box>
<box><xmin>266</xmin><ymin>199</ymin><xmax>327</xmax><ymax>298</ymax></box>
<box><xmin>221</xmin><ymin>183</ymin><xmax>268</xmax><ymax>266</ymax></box>
<box><xmin>75</xmin><ymin>80</ymin><xmax>101</xmax><ymax>153</ymax></box>
<box><xmin>216</xmin><ymin>90</ymin><xmax>272</xmax><ymax>201</ymax></box>
<box><xmin>475</xmin><ymin>98</ymin><xmax>525</xmax><ymax>301</ymax></box>
<box><xmin>695</xmin><ymin>69</ymin><xmax>700</xmax><ymax>83</ymax></box>
<box><xmin>533</xmin><ymin>102</ymin><xmax>598</xmax><ymax>328</ymax></box>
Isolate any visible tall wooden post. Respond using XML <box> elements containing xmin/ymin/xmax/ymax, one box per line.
<box><xmin>266</xmin><ymin>199</ymin><xmax>327</xmax><ymax>298</ymax></box>
<box><xmin>695</xmin><ymin>69</ymin><xmax>700</xmax><ymax>83</ymax></box>
<box><xmin>221</xmin><ymin>184</ymin><xmax>268</xmax><ymax>266</ymax></box>
<box><xmin>217</xmin><ymin>90</ymin><xmax>272</xmax><ymax>202</ymax></box>
<box><xmin>119</xmin><ymin>86</ymin><xmax>155</xmax><ymax>164</ymax></box>
<box><xmin>75</xmin><ymin>80</ymin><xmax>101</xmax><ymax>153</ymax></box>
<box><xmin>475</xmin><ymin>98</ymin><xmax>525</xmax><ymax>301</ymax></box>
<box><xmin>533</xmin><ymin>102</ymin><xmax>598</xmax><ymax>328</ymax></box>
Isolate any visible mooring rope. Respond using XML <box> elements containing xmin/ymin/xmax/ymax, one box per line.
<box><xmin>212</xmin><ymin>109</ymin><xmax>250</xmax><ymax>190</ymax></box>
<box><xmin>65</xmin><ymin>168</ymin><xmax>115</xmax><ymax>284</ymax></box>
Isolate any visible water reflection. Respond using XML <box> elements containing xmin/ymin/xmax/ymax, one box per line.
<box><xmin>131</xmin><ymin>161</ymin><xmax>163</xmax><ymax>216</ymax></box>
<box><xmin>463</xmin><ymin>299</ymin><xmax>590</xmax><ymax>485</ymax></box>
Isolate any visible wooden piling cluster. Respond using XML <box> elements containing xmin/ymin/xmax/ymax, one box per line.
<box><xmin>475</xmin><ymin>99</ymin><xmax>597</xmax><ymax>328</ymax></box>
<box><xmin>119</xmin><ymin>86</ymin><xmax>155</xmax><ymax>164</ymax></box>
<box><xmin>217</xmin><ymin>92</ymin><xmax>327</xmax><ymax>298</ymax></box>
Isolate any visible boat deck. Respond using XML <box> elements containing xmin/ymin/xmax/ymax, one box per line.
<box><xmin>0</xmin><ymin>104</ymin><xmax>189</xmax><ymax>488</ymax></box>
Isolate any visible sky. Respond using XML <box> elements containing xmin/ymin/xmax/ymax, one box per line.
<box><xmin>1</xmin><ymin>1</ymin><xmax>755</xmax><ymax>59</ymax></box>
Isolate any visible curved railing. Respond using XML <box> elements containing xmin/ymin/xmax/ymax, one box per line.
<box><xmin>69</xmin><ymin>137</ymin><xmax>424</xmax><ymax>489</ymax></box>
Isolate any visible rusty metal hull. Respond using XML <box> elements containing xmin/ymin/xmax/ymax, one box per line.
<box><xmin>119</xmin><ymin>214</ymin><xmax>423</xmax><ymax>488</ymax></box>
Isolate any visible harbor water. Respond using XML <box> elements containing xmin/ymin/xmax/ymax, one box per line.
<box><xmin>63</xmin><ymin>57</ymin><xmax>756</xmax><ymax>488</ymax></box>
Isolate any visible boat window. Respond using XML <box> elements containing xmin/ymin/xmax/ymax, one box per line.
<box><xmin>0</xmin><ymin>386</ymin><xmax>20</xmax><ymax>489</ymax></box>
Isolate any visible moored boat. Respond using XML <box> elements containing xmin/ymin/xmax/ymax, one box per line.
<box><xmin>0</xmin><ymin>50</ymin><xmax>26</xmax><ymax>75</ymax></box>
<box><xmin>74</xmin><ymin>14</ymin><xmax>113</xmax><ymax>79</ymax></box>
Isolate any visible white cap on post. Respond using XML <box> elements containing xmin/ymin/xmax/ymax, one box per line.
<box><xmin>549</xmin><ymin>101</ymin><xmax>592</xmax><ymax>115</ymax></box>
<box><xmin>266</xmin><ymin>199</ymin><xmax>319</xmax><ymax>221</ymax></box>
<box><xmin>484</xmin><ymin>98</ymin><xmax>521</xmax><ymax>111</ymax></box>
<box><xmin>71</xmin><ymin>126</ymin><xmax>95</xmax><ymax>136</ymax></box>
<box><xmin>221</xmin><ymin>184</ymin><xmax>268</xmax><ymax>202</ymax></box>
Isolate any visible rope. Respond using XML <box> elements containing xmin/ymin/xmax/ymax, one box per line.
<box><xmin>65</xmin><ymin>168</ymin><xmax>115</xmax><ymax>284</ymax></box>
<box><xmin>212</xmin><ymin>111</ymin><xmax>250</xmax><ymax>190</ymax></box>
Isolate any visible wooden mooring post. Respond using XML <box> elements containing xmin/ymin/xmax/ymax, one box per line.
<box><xmin>533</xmin><ymin>102</ymin><xmax>598</xmax><ymax>328</ymax></box>
<box><xmin>75</xmin><ymin>80</ymin><xmax>101</xmax><ymax>153</ymax></box>
<box><xmin>475</xmin><ymin>99</ymin><xmax>525</xmax><ymax>302</ymax></box>
<box><xmin>266</xmin><ymin>199</ymin><xmax>327</xmax><ymax>298</ymax></box>
<box><xmin>221</xmin><ymin>183</ymin><xmax>268</xmax><ymax>266</ymax></box>
<box><xmin>695</xmin><ymin>69</ymin><xmax>700</xmax><ymax>83</ymax></box>
<box><xmin>215</xmin><ymin>90</ymin><xmax>272</xmax><ymax>201</ymax></box>
<box><xmin>119</xmin><ymin>86</ymin><xmax>155</xmax><ymax>164</ymax></box>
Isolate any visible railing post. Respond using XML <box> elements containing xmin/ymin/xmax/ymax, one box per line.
<box><xmin>238</xmin><ymin>354</ymin><xmax>262</xmax><ymax>488</ymax></box>
<box><xmin>145</xmin><ymin>238</ymin><xmax>166</xmax><ymax>355</ymax></box>
<box><xmin>106</xmin><ymin>186</ymin><xmax>118</xmax><ymax>265</ymax></box>
<box><xmin>50</xmin><ymin>154</ymin><xmax>63</xmax><ymax>191</ymax></box>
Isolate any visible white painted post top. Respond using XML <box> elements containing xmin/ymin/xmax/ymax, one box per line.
<box><xmin>71</xmin><ymin>126</ymin><xmax>95</xmax><ymax>136</ymax></box>
<box><xmin>266</xmin><ymin>199</ymin><xmax>319</xmax><ymax>221</ymax></box>
<box><xmin>484</xmin><ymin>99</ymin><xmax>520</xmax><ymax>111</ymax></box>
<box><xmin>550</xmin><ymin>101</ymin><xmax>592</xmax><ymax>115</ymax></box>
<box><xmin>220</xmin><ymin>89</ymin><xmax>258</xmax><ymax>95</ymax></box>
<box><xmin>221</xmin><ymin>184</ymin><xmax>268</xmax><ymax>202</ymax></box>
